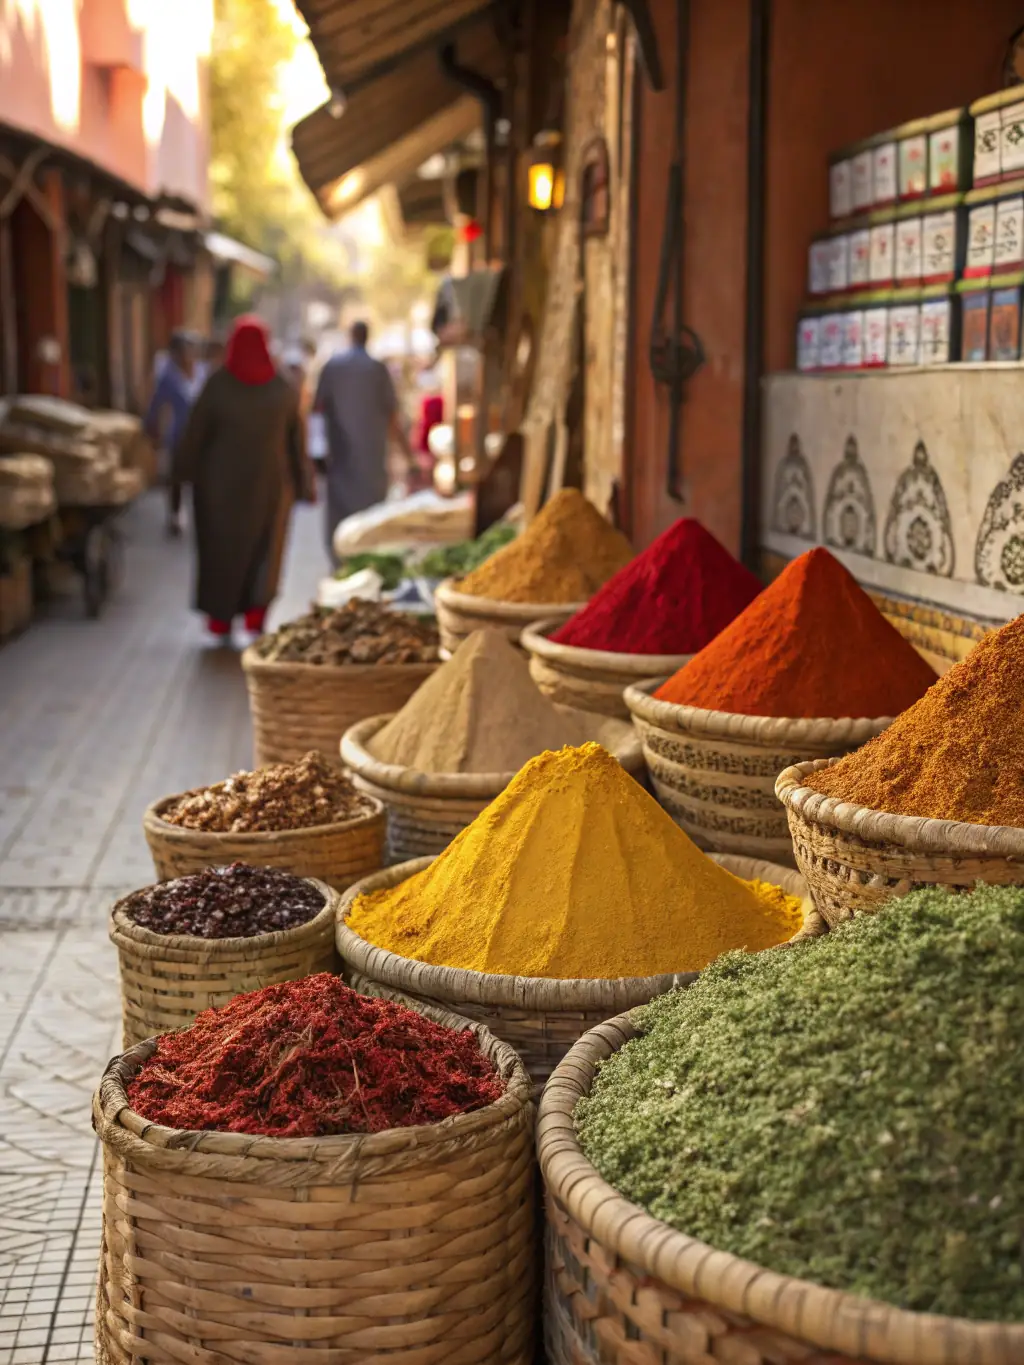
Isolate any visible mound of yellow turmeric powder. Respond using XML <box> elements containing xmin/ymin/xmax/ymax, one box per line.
<box><xmin>347</xmin><ymin>743</ymin><xmax>804</xmax><ymax>979</ymax></box>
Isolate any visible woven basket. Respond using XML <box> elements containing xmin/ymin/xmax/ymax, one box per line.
<box><xmin>241</xmin><ymin>645</ymin><xmax>438</xmax><ymax>767</ymax></box>
<box><xmin>340</xmin><ymin>710</ymin><xmax>645</xmax><ymax>864</ymax></box>
<box><xmin>110</xmin><ymin>878</ymin><xmax>339</xmax><ymax>1047</ymax></box>
<box><xmin>142</xmin><ymin>791</ymin><xmax>386</xmax><ymax>889</ymax></box>
<box><xmin>336</xmin><ymin>857</ymin><xmax>820</xmax><ymax>1086</ymax></box>
<box><xmin>777</xmin><ymin>758</ymin><xmax>1024</xmax><ymax>927</ymax></box>
<box><xmin>434</xmin><ymin>578</ymin><xmax>583</xmax><ymax>656</ymax></box>
<box><xmin>521</xmin><ymin>618</ymin><xmax>692</xmax><ymax>720</ymax></box>
<box><xmin>624</xmin><ymin>679</ymin><xmax>890</xmax><ymax>865</ymax></box>
<box><xmin>94</xmin><ymin>1007</ymin><xmax>536</xmax><ymax>1365</ymax></box>
<box><xmin>539</xmin><ymin>1013</ymin><xmax>1023</xmax><ymax>1365</ymax></box>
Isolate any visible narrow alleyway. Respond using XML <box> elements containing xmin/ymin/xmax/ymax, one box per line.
<box><xmin>0</xmin><ymin>493</ymin><xmax>326</xmax><ymax>1364</ymax></box>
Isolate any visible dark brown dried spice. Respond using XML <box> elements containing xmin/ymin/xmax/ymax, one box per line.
<box><xmin>124</xmin><ymin>863</ymin><xmax>325</xmax><ymax>939</ymax></box>
<box><xmin>255</xmin><ymin>599</ymin><xmax>439</xmax><ymax>666</ymax></box>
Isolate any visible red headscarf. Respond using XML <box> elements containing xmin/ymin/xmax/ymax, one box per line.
<box><xmin>224</xmin><ymin>314</ymin><xmax>276</xmax><ymax>386</ymax></box>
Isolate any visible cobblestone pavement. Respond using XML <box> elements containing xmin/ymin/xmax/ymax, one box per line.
<box><xmin>0</xmin><ymin>492</ymin><xmax>326</xmax><ymax>1363</ymax></box>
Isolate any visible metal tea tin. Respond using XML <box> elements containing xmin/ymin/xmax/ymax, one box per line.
<box><xmin>921</xmin><ymin>193</ymin><xmax>964</xmax><ymax>283</ymax></box>
<box><xmin>818</xmin><ymin>304</ymin><xmax>846</xmax><ymax>370</ymax></box>
<box><xmin>988</xmin><ymin>270</ymin><xmax>1024</xmax><ymax>361</ymax></box>
<box><xmin>896</xmin><ymin>116</ymin><xmax>929</xmax><ymax>200</ymax></box>
<box><xmin>796</xmin><ymin>304</ymin><xmax>825</xmax><ymax>372</ymax></box>
<box><xmin>888</xmin><ymin>287</ymin><xmax>921</xmax><ymax>366</ymax></box>
<box><xmin>872</xmin><ymin>135</ymin><xmax>898</xmax><ymax>207</ymax></box>
<box><xmin>828</xmin><ymin>154</ymin><xmax>853</xmax><ymax>221</ymax></box>
<box><xmin>918</xmin><ymin>284</ymin><xmax>956</xmax><ymax>364</ymax></box>
<box><xmin>862</xmin><ymin>291</ymin><xmax>892</xmax><ymax>368</ymax></box>
<box><xmin>851</xmin><ymin>141</ymin><xmax>874</xmax><ymax>214</ymax></box>
<box><xmin>957</xmin><ymin>277</ymin><xmax>991</xmax><ymax>360</ymax></box>
<box><xmin>894</xmin><ymin>204</ymin><xmax>923</xmax><ymax>285</ymax></box>
<box><xmin>993</xmin><ymin>182</ymin><xmax>1024</xmax><ymax>272</ymax></box>
<box><xmin>868</xmin><ymin>210</ymin><xmax>896</xmax><ymax>287</ymax></box>
<box><xmin>927</xmin><ymin>109</ymin><xmax>970</xmax><ymax>194</ymax></box>
<box><xmin>964</xmin><ymin>185</ymin><xmax>997</xmax><ymax>277</ymax></box>
<box><xmin>847</xmin><ymin>221</ymin><xmax>872</xmax><ymax>290</ymax></box>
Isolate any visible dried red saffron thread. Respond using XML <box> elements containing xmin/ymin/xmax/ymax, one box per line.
<box><xmin>126</xmin><ymin>974</ymin><xmax>504</xmax><ymax>1137</ymax></box>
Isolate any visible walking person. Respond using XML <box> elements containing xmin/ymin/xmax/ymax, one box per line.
<box><xmin>174</xmin><ymin>314</ymin><xmax>315</xmax><ymax>642</ymax></box>
<box><xmin>314</xmin><ymin>320</ymin><xmax>411</xmax><ymax>563</ymax></box>
<box><xmin>144</xmin><ymin>330</ymin><xmax>196</xmax><ymax>537</ymax></box>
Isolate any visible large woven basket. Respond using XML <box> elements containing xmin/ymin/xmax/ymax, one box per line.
<box><xmin>625</xmin><ymin>679</ymin><xmax>890</xmax><ymax>865</ymax></box>
<box><xmin>110</xmin><ymin>878</ymin><xmax>339</xmax><ymax>1047</ymax></box>
<box><xmin>142</xmin><ymin>791</ymin><xmax>385</xmax><ymax>889</ymax></box>
<box><xmin>94</xmin><ymin>1006</ymin><xmax>536</xmax><ymax>1365</ymax></box>
<box><xmin>241</xmin><ymin>645</ymin><xmax>438</xmax><ymax>767</ymax></box>
<box><xmin>336</xmin><ymin>856</ymin><xmax>819</xmax><ymax>1086</ymax></box>
<box><xmin>434</xmin><ymin>577</ymin><xmax>583</xmax><ymax>656</ymax></box>
<box><xmin>521</xmin><ymin>617</ymin><xmax>692</xmax><ymax>720</ymax></box>
<box><xmin>340</xmin><ymin>710</ymin><xmax>645</xmax><ymax>864</ymax></box>
<box><xmin>777</xmin><ymin>758</ymin><xmax>1024</xmax><ymax>927</ymax></box>
<box><xmin>539</xmin><ymin>1012</ymin><xmax>1024</xmax><ymax>1365</ymax></box>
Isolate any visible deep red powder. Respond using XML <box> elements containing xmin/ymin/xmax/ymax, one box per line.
<box><xmin>126</xmin><ymin>974</ymin><xmax>504</xmax><ymax>1138</ymax></box>
<box><xmin>551</xmin><ymin>518</ymin><xmax>762</xmax><ymax>654</ymax></box>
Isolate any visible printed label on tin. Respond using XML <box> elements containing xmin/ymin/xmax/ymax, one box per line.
<box><xmin>828</xmin><ymin>235</ymin><xmax>849</xmax><ymax>292</ymax></box>
<box><xmin>895</xmin><ymin>217</ymin><xmax>923</xmax><ymax>281</ymax></box>
<box><xmin>869</xmin><ymin>221</ymin><xmax>895</xmax><ymax>283</ymax></box>
<box><xmin>852</xmin><ymin>150</ymin><xmax>874</xmax><ymax>211</ymax></box>
<box><xmin>989</xmin><ymin>285</ymin><xmax>1022</xmax><ymax>360</ymax></box>
<box><xmin>1000</xmin><ymin>101</ymin><xmax>1024</xmax><ymax>176</ymax></box>
<box><xmin>829</xmin><ymin>159</ymin><xmax>853</xmax><ymax>219</ymax></box>
<box><xmin>899</xmin><ymin>134</ymin><xmax>927</xmax><ymax>197</ymax></box>
<box><xmin>808</xmin><ymin>240</ymin><xmax>831</xmax><ymax>295</ymax></box>
<box><xmin>841</xmin><ymin>310</ymin><xmax>864</xmax><ymax>367</ymax></box>
<box><xmin>994</xmin><ymin>195</ymin><xmax>1024</xmax><ymax>268</ymax></box>
<box><xmin>929</xmin><ymin>125</ymin><xmax>961</xmax><ymax>192</ymax></box>
<box><xmin>848</xmin><ymin>228</ymin><xmax>871</xmax><ymax>287</ymax></box>
<box><xmin>919</xmin><ymin>299</ymin><xmax>951</xmax><ymax>363</ymax></box>
<box><xmin>923</xmin><ymin>209</ymin><xmax>957</xmax><ymax>279</ymax></box>
<box><xmin>974</xmin><ymin>110</ymin><xmax>1002</xmax><ymax>183</ymax></box>
<box><xmin>888</xmin><ymin>305</ymin><xmax>920</xmax><ymax>365</ymax></box>
<box><xmin>819</xmin><ymin>313</ymin><xmax>844</xmax><ymax>369</ymax></box>
<box><xmin>966</xmin><ymin>202</ymin><xmax>996</xmax><ymax>274</ymax></box>
<box><xmin>872</xmin><ymin>142</ymin><xmax>897</xmax><ymax>204</ymax></box>
<box><xmin>797</xmin><ymin>316</ymin><xmax>821</xmax><ymax>371</ymax></box>
<box><xmin>961</xmin><ymin>292</ymin><xmax>990</xmax><ymax>361</ymax></box>
<box><xmin>863</xmin><ymin>307</ymin><xmax>889</xmax><ymax>365</ymax></box>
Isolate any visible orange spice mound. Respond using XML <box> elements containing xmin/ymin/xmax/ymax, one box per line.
<box><xmin>457</xmin><ymin>488</ymin><xmax>633</xmax><ymax>604</ymax></box>
<box><xmin>655</xmin><ymin>547</ymin><xmax>937</xmax><ymax>719</ymax></box>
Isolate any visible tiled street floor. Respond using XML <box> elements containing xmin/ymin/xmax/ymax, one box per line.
<box><xmin>0</xmin><ymin>492</ymin><xmax>326</xmax><ymax>1363</ymax></box>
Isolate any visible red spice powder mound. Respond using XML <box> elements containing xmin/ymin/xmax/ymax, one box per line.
<box><xmin>655</xmin><ymin>547</ymin><xmax>938</xmax><ymax>718</ymax></box>
<box><xmin>551</xmin><ymin>518</ymin><xmax>762</xmax><ymax>655</ymax></box>
<box><xmin>126</xmin><ymin>974</ymin><xmax>504</xmax><ymax>1138</ymax></box>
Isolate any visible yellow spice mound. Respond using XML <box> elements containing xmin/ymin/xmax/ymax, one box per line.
<box><xmin>347</xmin><ymin>742</ymin><xmax>804</xmax><ymax>978</ymax></box>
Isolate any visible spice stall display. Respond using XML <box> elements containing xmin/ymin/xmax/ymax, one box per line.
<box><xmin>539</xmin><ymin>888</ymin><xmax>1024</xmax><ymax>1364</ymax></box>
<box><xmin>109</xmin><ymin>864</ymin><xmax>339</xmax><ymax>1045</ymax></box>
<box><xmin>433</xmin><ymin>489</ymin><xmax>633</xmax><ymax>655</ymax></box>
<box><xmin>143</xmin><ymin>751</ymin><xmax>385</xmax><ymax>888</ymax></box>
<box><xmin>626</xmin><ymin>547</ymin><xmax>936</xmax><ymax>862</ymax></box>
<box><xmin>522</xmin><ymin>519</ymin><xmax>762</xmax><ymax>719</ymax></box>
<box><xmin>778</xmin><ymin>611</ymin><xmax>1024</xmax><ymax>924</ymax></box>
<box><xmin>341</xmin><ymin>631</ymin><xmax>642</xmax><ymax>862</ymax></box>
<box><xmin>337</xmin><ymin>742</ymin><xmax>811</xmax><ymax>1082</ymax></box>
<box><xmin>241</xmin><ymin>598</ymin><xmax>440</xmax><ymax>766</ymax></box>
<box><xmin>95</xmin><ymin>975</ymin><xmax>537</xmax><ymax>1365</ymax></box>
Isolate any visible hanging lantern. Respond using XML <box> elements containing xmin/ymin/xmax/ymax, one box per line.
<box><xmin>527</xmin><ymin>131</ymin><xmax>563</xmax><ymax>212</ymax></box>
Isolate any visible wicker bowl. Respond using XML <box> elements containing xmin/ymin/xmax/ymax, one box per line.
<box><xmin>336</xmin><ymin>856</ymin><xmax>819</xmax><ymax>1086</ymax></box>
<box><xmin>624</xmin><ymin>678</ymin><xmax>891</xmax><ymax>865</ymax></box>
<box><xmin>143</xmin><ymin>791</ymin><xmax>385</xmax><ymax>889</ymax></box>
<box><xmin>777</xmin><ymin>757</ymin><xmax>1024</xmax><ymax>927</ymax></box>
<box><xmin>520</xmin><ymin>617</ymin><xmax>692</xmax><ymax>720</ymax></box>
<box><xmin>539</xmin><ymin>1012</ymin><xmax>1023</xmax><ymax>1365</ymax></box>
<box><xmin>340</xmin><ymin>710</ymin><xmax>645</xmax><ymax>864</ymax></box>
<box><xmin>94</xmin><ymin>1004</ymin><xmax>536</xmax><ymax>1365</ymax></box>
<box><xmin>433</xmin><ymin>577</ymin><xmax>583</xmax><ymax>656</ymax></box>
<box><xmin>241</xmin><ymin>645</ymin><xmax>438</xmax><ymax>767</ymax></box>
<box><xmin>110</xmin><ymin>877</ymin><xmax>339</xmax><ymax>1047</ymax></box>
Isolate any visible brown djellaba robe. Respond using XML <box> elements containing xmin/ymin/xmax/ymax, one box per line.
<box><xmin>175</xmin><ymin>369</ymin><xmax>313</xmax><ymax>621</ymax></box>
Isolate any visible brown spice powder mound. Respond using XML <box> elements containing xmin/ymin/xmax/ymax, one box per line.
<box><xmin>808</xmin><ymin>614</ymin><xmax>1024</xmax><ymax>825</ymax></box>
<box><xmin>457</xmin><ymin>488</ymin><xmax>633</xmax><ymax>603</ymax></box>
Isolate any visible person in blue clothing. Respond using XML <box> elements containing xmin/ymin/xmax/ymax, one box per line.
<box><xmin>144</xmin><ymin>330</ymin><xmax>196</xmax><ymax>537</ymax></box>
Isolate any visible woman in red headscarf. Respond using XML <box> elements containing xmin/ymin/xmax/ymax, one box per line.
<box><xmin>175</xmin><ymin>315</ymin><xmax>315</xmax><ymax>639</ymax></box>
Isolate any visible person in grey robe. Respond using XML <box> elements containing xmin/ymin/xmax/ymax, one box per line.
<box><xmin>175</xmin><ymin>314</ymin><xmax>314</xmax><ymax>640</ymax></box>
<box><xmin>314</xmin><ymin>320</ymin><xmax>410</xmax><ymax>562</ymax></box>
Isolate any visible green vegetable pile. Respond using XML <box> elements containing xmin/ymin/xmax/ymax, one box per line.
<box><xmin>416</xmin><ymin>522</ymin><xmax>517</xmax><ymax>579</ymax></box>
<box><xmin>334</xmin><ymin>553</ymin><xmax>407</xmax><ymax>591</ymax></box>
<box><xmin>575</xmin><ymin>885</ymin><xmax>1024</xmax><ymax>1321</ymax></box>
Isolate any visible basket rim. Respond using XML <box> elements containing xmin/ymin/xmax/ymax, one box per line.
<box><xmin>434</xmin><ymin>576</ymin><xmax>586</xmax><ymax>620</ymax></box>
<box><xmin>777</xmin><ymin>758</ymin><xmax>1024</xmax><ymax>857</ymax></box>
<box><xmin>520</xmin><ymin>617</ymin><xmax>694</xmax><ymax>675</ymax></box>
<box><xmin>335</xmin><ymin>856</ymin><xmax>819</xmax><ymax>1009</ymax></box>
<box><xmin>339</xmin><ymin>711</ymin><xmax>644</xmax><ymax>799</ymax></box>
<box><xmin>240</xmin><ymin>643</ymin><xmax>440</xmax><ymax>678</ymax></box>
<box><xmin>624</xmin><ymin>677</ymin><xmax>894</xmax><ymax>745</ymax></box>
<box><xmin>109</xmin><ymin>876</ymin><xmax>340</xmax><ymax>956</ymax></box>
<box><xmin>143</xmin><ymin>791</ymin><xmax>385</xmax><ymax>846</ymax></box>
<box><xmin>537</xmin><ymin>1013</ymin><xmax>1024</xmax><ymax>1365</ymax></box>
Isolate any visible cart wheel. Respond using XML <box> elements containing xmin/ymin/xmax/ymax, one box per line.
<box><xmin>82</xmin><ymin>525</ymin><xmax>109</xmax><ymax>618</ymax></box>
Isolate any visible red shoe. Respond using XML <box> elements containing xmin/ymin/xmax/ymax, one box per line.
<box><xmin>207</xmin><ymin>617</ymin><xmax>232</xmax><ymax>637</ymax></box>
<box><xmin>244</xmin><ymin>608</ymin><xmax>267</xmax><ymax>634</ymax></box>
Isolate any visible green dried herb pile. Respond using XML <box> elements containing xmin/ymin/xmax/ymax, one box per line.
<box><xmin>575</xmin><ymin>885</ymin><xmax>1024</xmax><ymax>1321</ymax></box>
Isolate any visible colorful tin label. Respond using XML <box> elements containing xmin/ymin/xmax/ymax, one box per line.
<box><xmin>929</xmin><ymin>124</ymin><xmax>961</xmax><ymax>192</ymax></box>
<box><xmin>920</xmin><ymin>299</ymin><xmax>952</xmax><ymax>363</ymax></box>
<box><xmin>1000</xmin><ymin>102</ymin><xmax>1024</xmax><ymax>177</ymax></box>
<box><xmin>852</xmin><ymin>150</ymin><xmax>874</xmax><ymax>212</ymax></box>
<box><xmin>863</xmin><ymin>307</ymin><xmax>889</xmax><ymax>365</ymax></box>
<box><xmin>829</xmin><ymin>159</ymin><xmax>853</xmax><ymax>219</ymax></box>
<box><xmin>961</xmin><ymin>291</ymin><xmax>990</xmax><ymax>360</ymax></box>
<box><xmin>869</xmin><ymin>221</ymin><xmax>895</xmax><ymax>284</ymax></box>
<box><xmin>974</xmin><ymin>111</ymin><xmax>1002</xmax><ymax>184</ymax></box>
<box><xmin>842</xmin><ymin>310</ymin><xmax>864</xmax><ymax>368</ymax></box>
<box><xmin>848</xmin><ymin>228</ymin><xmax>871</xmax><ymax>288</ymax></box>
<box><xmin>796</xmin><ymin>315</ymin><xmax>821</xmax><ymax>371</ymax></box>
<box><xmin>888</xmin><ymin>305</ymin><xmax>920</xmax><ymax>365</ymax></box>
<box><xmin>966</xmin><ymin>202</ymin><xmax>997</xmax><ymax>276</ymax></box>
<box><xmin>923</xmin><ymin>209</ymin><xmax>957</xmax><ymax>280</ymax></box>
<box><xmin>819</xmin><ymin>313</ymin><xmax>844</xmax><ymax>369</ymax></box>
<box><xmin>808</xmin><ymin>240</ymin><xmax>831</xmax><ymax>295</ymax></box>
<box><xmin>994</xmin><ymin>195</ymin><xmax>1024</xmax><ymax>269</ymax></box>
<box><xmin>989</xmin><ymin>285</ymin><xmax>1022</xmax><ymax>360</ymax></box>
<box><xmin>828</xmin><ymin>235</ymin><xmax>849</xmax><ymax>292</ymax></box>
<box><xmin>895</xmin><ymin>217</ymin><xmax>923</xmax><ymax>282</ymax></box>
<box><xmin>898</xmin><ymin>135</ymin><xmax>928</xmax><ymax>198</ymax></box>
<box><xmin>872</xmin><ymin>142</ymin><xmax>898</xmax><ymax>205</ymax></box>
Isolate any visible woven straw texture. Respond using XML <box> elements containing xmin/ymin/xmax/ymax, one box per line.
<box><xmin>434</xmin><ymin>578</ymin><xmax>582</xmax><ymax>656</ymax></box>
<box><xmin>110</xmin><ymin>878</ymin><xmax>340</xmax><ymax>1048</ymax></box>
<box><xmin>340</xmin><ymin>711</ymin><xmax>645</xmax><ymax>865</ymax></box>
<box><xmin>521</xmin><ymin>618</ymin><xmax>692</xmax><ymax>720</ymax></box>
<box><xmin>241</xmin><ymin>645</ymin><xmax>438</xmax><ymax>767</ymax></box>
<box><xmin>624</xmin><ymin>679</ymin><xmax>890</xmax><ymax>865</ymax></box>
<box><xmin>777</xmin><ymin>758</ymin><xmax>1024</xmax><ymax>928</ymax></box>
<box><xmin>539</xmin><ymin>1013</ymin><xmax>1024</xmax><ymax>1365</ymax></box>
<box><xmin>143</xmin><ymin>792</ymin><xmax>386</xmax><ymax>888</ymax></box>
<box><xmin>94</xmin><ymin>1006</ymin><xmax>537</xmax><ymax>1365</ymax></box>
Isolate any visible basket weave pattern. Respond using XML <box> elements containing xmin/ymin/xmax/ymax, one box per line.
<box><xmin>94</xmin><ymin>1011</ymin><xmax>537</xmax><ymax>1365</ymax></box>
<box><xmin>110</xmin><ymin>879</ymin><xmax>339</xmax><ymax>1047</ymax></box>
<box><xmin>143</xmin><ymin>795</ymin><xmax>385</xmax><ymax>889</ymax></box>
<box><xmin>539</xmin><ymin>1015</ymin><xmax>1024</xmax><ymax>1365</ymax></box>
<box><xmin>241</xmin><ymin>646</ymin><xmax>438</xmax><ymax>767</ymax></box>
<box><xmin>433</xmin><ymin>579</ymin><xmax>581</xmax><ymax>656</ymax></box>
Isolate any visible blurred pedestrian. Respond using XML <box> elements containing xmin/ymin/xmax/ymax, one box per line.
<box><xmin>192</xmin><ymin>336</ymin><xmax>225</xmax><ymax>397</ymax></box>
<box><xmin>144</xmin><ymin>329</ymin><xmax>196</xmax><ymax>537</ymax></box>
<box><xmin>175</xmin><ymin>315</ymin><xmax>315</xmax><ymax>642</ymax></box>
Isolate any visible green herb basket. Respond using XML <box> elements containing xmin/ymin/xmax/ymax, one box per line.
<box><xmin>538</xmin><ymin>1013</ymin><xmax>1024</xmax><ymax>1365</ymax></box>
<box><xmin>433</xmin><ymin>578</ymin><xmax>583</xmax><ymax>657</ymax></box>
